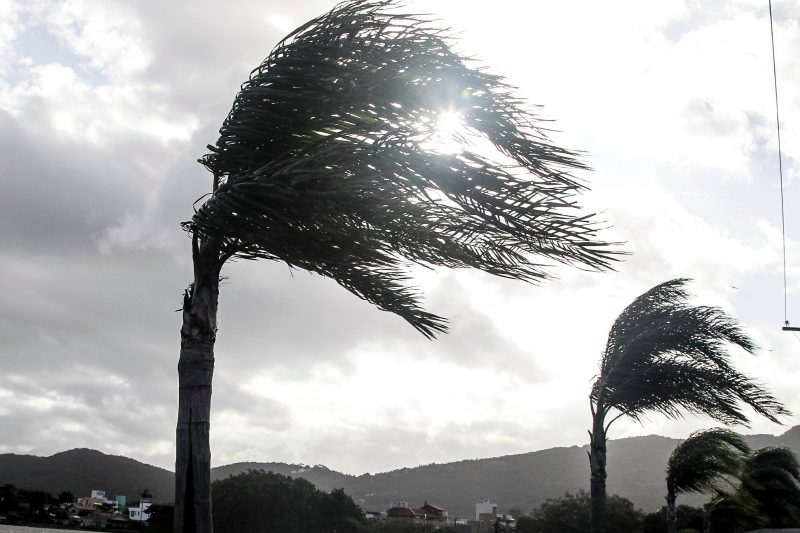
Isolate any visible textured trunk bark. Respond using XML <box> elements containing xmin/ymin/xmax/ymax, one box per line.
<box><xmin>666</xmin><ymin>479</ymin><xmax>677</xmax><ymax>533</ymax></box>
<box><xmin>589</xmin><ymin>415</ymin><xmax>607</xmax><ymax>533</ymax></box>
<box><xmin>175</xmin><ymin>238</ymin><xmax>220</xmax><ymax>533</ymax></box>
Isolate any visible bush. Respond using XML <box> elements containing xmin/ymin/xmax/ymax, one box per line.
<box><xmin>524</xmin><ymin>490</ymin><xmax>643</xmax><ymax>533</ymax></box>
<box><xmin>212</xmin><ymin>469</ymin><xmax>366</xmax><ymax>533</ymax></box>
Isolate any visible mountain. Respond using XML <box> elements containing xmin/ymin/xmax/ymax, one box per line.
<box><xmin>210</xmin><ymin>461</ymin><xmax>355</xmax><ymax>489</ymax></box>
<box><xmin>211</xmin><ymin>427</ymin><xmax>800</xmax><ymax>517</ymax></box>
<box><xmin>0</xmin><ymin>448</ymin><xmax>173</xmax><ymax>502</ymax></box>
<box><xmin>2</xmin><ymin>426</ymin><xmax>798</xmax><ymax>517</ymax></box>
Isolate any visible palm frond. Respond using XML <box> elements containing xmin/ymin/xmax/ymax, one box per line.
<box><xmin>592</xmin><ymin>278</ymin><xmax>788</xmax><ymax>425</ymax></box>
<box><xmin>187</xmin><ymin>0</ymin><xmax>620</xmax><ymax>337</ymax></box>
<box><xmin>740</xmin><ymin>446</ymin><xmax>800</xmax><ymax>523</ymax></box>
<box><xmin>667</xmin><ymin>428</ymin><xmax>750</xmax><ymax>495</ymax></box>
<box><xmin>743</xmin><ymin>446</ymin><xmax>800</xmax><ymax>491</ymax></box>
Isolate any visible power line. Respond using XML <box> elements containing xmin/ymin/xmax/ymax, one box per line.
<box><xmin>768</xmin><ymin>1</ymin><xmax>796</xmax><ymax>331</ymax></box>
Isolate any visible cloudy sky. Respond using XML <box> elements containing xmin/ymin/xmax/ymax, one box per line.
<box><xmin>1</xmin><ymin>0</ymin><xmax>799</xmax><ymax>477</ymax></box>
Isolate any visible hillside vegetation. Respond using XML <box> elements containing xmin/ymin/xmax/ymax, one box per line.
<box><xmin>1</xmin><ymin>427</ymin><xmax>798</xmax><ymax>517</ymax></box>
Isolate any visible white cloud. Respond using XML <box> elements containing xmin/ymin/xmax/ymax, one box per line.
<box><xmin>36</xmin><ymin>0</ymin><xmax>150</xmax><ymax>79</ymax></box>
<box><xmin>2</xmin><ymin>0</ymin><xmax>800</xmax><ymax>477</ymax></box>
<box><xmin>0</xmin><ymin>0</ymin><xmax>23</xmax><ymax>75</ymax></box>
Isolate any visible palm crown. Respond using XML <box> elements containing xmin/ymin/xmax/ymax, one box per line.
<box><xmin>187</xmin><ymin>0</ymin><xmax>618</xmax><ymax>337</ymax></box>
<box><xmin>592</xmin><ymin>278</ymin><xmax>787</xmax><ymax>426</ymax></box>
<box><xmin>667</xmin><ymin>428</ymin><xmax>751</xmax><ymax>496</ymax></box>
<box><xmin>741</xmin><ymin>446</ymin><xmax>800</xmax><ymax>503</ymax></box>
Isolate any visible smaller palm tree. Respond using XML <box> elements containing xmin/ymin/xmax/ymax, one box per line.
<box><xmin>665</xmin><ymin>428</ymin><xmax>750</xmax><ymax>533</ymax></box>
<box><xmin>588</xmin><ymin>278</ymin><xmax>789</xmax><ymax>533</ymax></box>
<box><xmin>740</xmin><ymin>446</ymin><xmax>800</xmax><ymax>527</ymax></box>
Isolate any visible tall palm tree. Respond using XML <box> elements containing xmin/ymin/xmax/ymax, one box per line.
<box><xmin>740</xmin><ymin>446</ymin><xmax>800</xmax><ymax>527</ymax></box>
<box><xmin>588</xmin><ymin>278</ymin><xmax>788</xmax><ymax>533</ymax></box>
<box><xmin>665</xmin><ymin>428</ymin><xmax>750</xmax><ymax>533</ymax></box>
<box><xmin>177</xmin><ymin>1</ymin><xmax>619</xmax><ymax>531</ymax></box>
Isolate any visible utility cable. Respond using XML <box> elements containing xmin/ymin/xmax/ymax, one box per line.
<box><xmin>769</xmin><ymin>0</ymin><xmax>791</xmax><ymax>329</ymax></box>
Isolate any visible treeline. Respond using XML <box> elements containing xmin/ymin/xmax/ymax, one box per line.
<box><xmin>147</xmin><ymin>470</ymin><xmax>463</xmax><ymax>533</ymax></box>
<box><xmin>0</xmin><ymin>484</ymin><xmax>74</xmax><ymax>525</ymax></box>
<box><xmin>517</xmin><ymin>491</ymin><xmax>703</xmax><ymax>533</ymax></box>
<box><xmin>518</xmin><ymin>441</ymin><xmax>800</xmax><ymax>533</ymax></box>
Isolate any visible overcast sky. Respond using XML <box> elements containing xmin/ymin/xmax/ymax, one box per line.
<box><xmin>1</xmin><ymin>0</ymin><xmax>799</xmax><ymax>477</ymax></box>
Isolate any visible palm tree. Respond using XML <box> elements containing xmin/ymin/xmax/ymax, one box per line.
<box><xmin>665</xmin><ymin>428</ymin><xmax>750</xmax><ymax>533</ymax></box>
<box><xmin>588</xmin><ymin>278</ymin><xmax>788</xmax><ymax>533</ymax></box>
<box><xmin>740</xmin><ymin>446</ymin><xmax>800</xmax><ymax>527</ymax></box>
<box><xmin>176</xmin><ymin>1</ymin><xmax>619</xmax><ymax>531</ymax></box>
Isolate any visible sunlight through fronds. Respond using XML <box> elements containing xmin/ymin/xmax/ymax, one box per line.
<box><xmin>189</xmin><ymin>0</ymin><xmax>620</xmax><ymax>337</ymax></box>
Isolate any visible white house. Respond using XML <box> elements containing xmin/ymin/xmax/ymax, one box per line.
<box><xmin>475</xmin><ymin>499</ymin><xmax>497</xmax><ymax>521</ymax></box>
<box><xmin>128</xmin><ymin>502</ymin><xmax>152</xmax><ymax>522</ymax></box>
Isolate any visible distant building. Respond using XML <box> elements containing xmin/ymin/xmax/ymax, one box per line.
<box><xmin>418</xmin><ymin>501</ymin><xmax>448</xmax><ymax>523</ymax></box>
<box><xmin>386</xmin><ymin>504</ymin><xmax>419</xmax><ymax>522</ymax></box>
<box><xmin>476</xmin><ymin>499</ymin><xmax>497</xmax><ymax>521</ymax></box>
<box><xmin>128</xmin><ymin>501</ymin><xmax>151</xmax><ymax>522</ymax></box>
<box><xmin>67</xmin><ymin>503</ymin><xmax>95</xmax><ymax>516</ymax></box>
<box><xmin>384</xmin><ymin>500</ymin><xmax>449</xmax><ymax>525</ymax></box>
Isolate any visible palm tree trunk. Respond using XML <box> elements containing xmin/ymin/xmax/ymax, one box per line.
<box><xmin>589</xmin><ymin>414</ymin><xmax>607</xmax><ymax>533</ymax></box>
<box><xmin>175</xmin><ymin>237</ymin><xmax>220</xmax><ymax>533</ymax></box>
<box><xmin>666</xmin><ymin>478</ymin><xmax>677</xmax><ymax>533</ymax></box>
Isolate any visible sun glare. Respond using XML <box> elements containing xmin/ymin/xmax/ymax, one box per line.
<box><xmin>423</xmin><ymin>110</ymin><xmax>467</xmax><ymax>154</ymax></box>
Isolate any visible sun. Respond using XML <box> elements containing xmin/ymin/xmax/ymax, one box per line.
<box><xmin>421</xmin><ymin>109</ymin><xmax>467</xmax><ymax>154</ymax></box>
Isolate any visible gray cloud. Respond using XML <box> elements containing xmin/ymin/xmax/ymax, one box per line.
<box><xmin>1</xmin><ymin>0</ymin><xmax>798</xmax><ymax>476</ymax></box>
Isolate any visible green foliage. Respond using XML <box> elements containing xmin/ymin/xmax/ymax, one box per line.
<box><xmin>516</xmin><ymin>515</ymin><xmax>536</xmax><ymax>533</ymax></box>
<box><xmin>526</xmin><ymin>490</ymin><xmax>643</xmax><ymax>533</ymax></box>
<box><xmin>740</xmin><ymin>446</ymin><xmax>800</xmax><ymax>527</ymax></box>
<box><xmin>145</xmin><ymin>503</ymin><xmax>175</xmax><ymax>533</ymax></box>
<box><xmin>667</xmin><ymin>428</ymin><xmax>750</xmax><ymax>496</ymax></box>
<box><xmin>0</xmin><ymin>484</ymin><xmax>59</xmax><ymax>525</ymax></box>
<box><xmin>641</xmin><ymin>506</ymin><xmax>703</xmax><ymax>533</ymax></box>
<box><xmin>706</xmin><ymin>446</ymin><xmax>800</xmax><ymax>531</ymax></box>
<box><xmin>707</xmin><ymin>492</ymin><xmax>763</xmax><ymax>533</ymax></box>
<box><xmin>189</xmin><ymin>0</ymin><xmax>618</xmax><ymax>338</ymax></box>
<box><xmin>211</xmin><ymin>469</ymin><xmax>366</xmax><ymax>533</ymax></box>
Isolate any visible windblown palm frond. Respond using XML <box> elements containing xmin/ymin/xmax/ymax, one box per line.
<box><xmin>188</xmin><ymin>0</ymin><xmax>618</xmax><ymax>337</ymax></box>
<box><xmin>591</xmin><ymin>278</ymin><xmax>788</xmax><ymax>425</ymax></box>
<box><xmin>742</xmin><ymin>446</ymin><xmax>800</xmax><ymax>499</ymax></box>
<box><xmin>667</xmin><ymin>428</ymin><xmax>750</xmax><ymax>495</ymax></box>
<box><xmin>740</xmin><ymin>447</ymin><xmax>800</xmax><ymax>526</ymax></box>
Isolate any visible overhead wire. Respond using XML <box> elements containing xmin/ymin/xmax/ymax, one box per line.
<box><xmin>768</xmin><ymin>0</ymin><xmax>791</xmax><ymax>329</ymax></box>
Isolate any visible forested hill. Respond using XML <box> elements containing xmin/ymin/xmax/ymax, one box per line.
<box><xmin>0</xmin><ymin>448</ymin><xmax>173</xmax><ymax>502</ymax></box>
<box><xmin>2</xmin><ymin>427</ymin><xmax>798</xmax><ymax>518</ymax></box>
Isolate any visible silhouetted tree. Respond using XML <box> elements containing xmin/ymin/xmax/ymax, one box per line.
<box><xmin>176</xmin><ymin>1</ymin><xmax>618</xmax><ymax>531</ymax></box>
<box><xmin>212</xmin><ymin>470</ymin><xmax>364</xmax><ymax>533</ymax></box>
<box><xmin>641</xmin><ymin>505</ymin><xmax>703</xmax><ymax>533</ymax></box>
<box><xmin>526</xmin><ymin>490</ymin><xmax>642</xmax><ymax>533</ymax></box>
<box><xmin>740</xmin><ymin>446</ymin><xmax>800</xmax><ymax>527</ymax></box>
<box><xmin>588</xmin><ymin>278</ymin><xmax>788</xmax><ymax>533</ymax></box>
<box><xmin>665</xmin><ymin>428</ymin><xmax>750</xmax><ymax>533</ymax></box>
<box><xmin>145</xmin><ymin>503</ymin><xmax>175</xmax><ymax>533</ymax></box>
